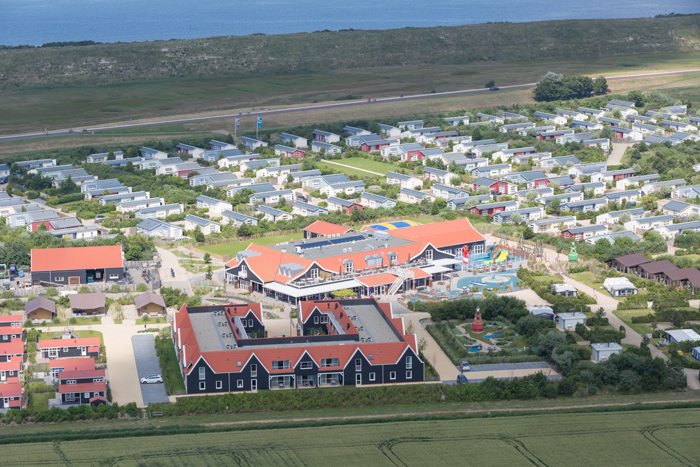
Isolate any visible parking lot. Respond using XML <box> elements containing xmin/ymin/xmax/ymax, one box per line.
<box><xmin>131</xmin><ymin>335</ymin><xmax>170</xmax><ymax>405</ymax></box>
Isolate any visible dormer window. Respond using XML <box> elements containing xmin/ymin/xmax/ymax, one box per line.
<box><xmin>345</xmin><ymin>261</ymin><xmax>354</xmax><ymax>273</ymax></box>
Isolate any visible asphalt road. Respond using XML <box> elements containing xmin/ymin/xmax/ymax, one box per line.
<box><xmin>2</xmin><ymin>68</ymin><xmax>699</xmax><ymax>143</ymax></box>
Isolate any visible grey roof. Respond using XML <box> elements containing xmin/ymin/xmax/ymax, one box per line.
<box><xmin>530</xmin><ymin>216</ymin><xmax>575</xmax><ymax>225</ymax></box>
<box><xmin>222</xmin><ymin>210</ymin><xmax>257</xmax><ymax>222</ymax></box>
<box><xmin>663</xmin><ymin>200</ymin><xmax>692</xmax><ymax>212</ymax></box>
<box><xmin>662</xmin><ymin>221</ymin><xmax>700</xmax><ymax>232</ymax></box>
<box><xmin>603</xmin><ymin>190</ymin><xmax>640</xmax><ymax>199</ymax></box>
<box><xmin>591</xmin><ymin>342</ymin><xmax>623</xmax><ymax>351</ymax></box>
<box><xmin>185</xmin><ymin>214</ymin><xmax>218</xmax><ymax>226</ymax></box>
<box><xmin>137</xmin><ymin>218</ymin><xmax>175</xmax><ymax>231</ymax></box>
<box><xmin>361</xmin><ymin>193</ymin><xmax>394</xmax><ymax>203</ymax></box>
<box><xmin>588</xmin><ymin>231</ymin><xmax>640</xmax><ymax>243</ymax></box>
<box><xmin>196</xmin><ymin>195</ymin><xmax>229</xmax><ymax>205</ymax></box>
<box><xmin>563</xmin><ymin>199</ymin><xmax>607</xmax><ymax>208</ymax></box>
<box><xmin>26</xmin><ymin>296</ymin><xmax>56</xmax><ymax>314</ymax></box>
<box><xmin>566</xmin><ymin>225</ymin><xmax>607</xmax><ymax>234</ymax></box>
<box><xmin>69</xmin><ymin>293</ymin><xmax>106</xmax><ymax>310</ymax></box>
<box><xmin>134</xmin><ymin>291</ymin><xmax>166</xmax><ymax>309</ymax></box>
<box><xmin>256</xmin><ymin>205</ymin><xmax>288</xmax><ymax>216</ymax></box>
<box><xmin>603</xmin><ymin>207</ymin><xmax>645</xmax><ymax>218</ymax></box>
<box><xmin>386</xmin><ymin>171</ymin><xmax>416</xmax><ymax>181</ymax></box>
<box><xmin>292</xmin><ymin>201</ymin><xmax>326</xmax><ymax>212</ymax></box>
<box><xmin>327</xmin><ymin>197</ymin><xmax>356</xmax><ymax>207</ymax></box>
<box><xmin>137</xmin><ymin>203</ymin><xmax>182</xmax><ymax>214</ymax></box>
<box><xmin>49</xmin><ymin>218</ymin><xmax>83</xmax><ymax>229</ymax></box>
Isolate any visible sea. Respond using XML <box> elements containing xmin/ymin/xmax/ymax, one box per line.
<box><xmin>0</xmin><ymin>0</ymin><xmax>698</xmax><ymax>47</ymax></box>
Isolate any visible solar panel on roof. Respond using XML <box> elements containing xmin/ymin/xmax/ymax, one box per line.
<box><xmin>298</xmin><ymin>240</ymin><xmax>331</xmax><ymax>250</ymax></box>
<box><xmin>330</xmin><ymin>235</ymin><xmax>364</xmax><ymax>244</ymax></box>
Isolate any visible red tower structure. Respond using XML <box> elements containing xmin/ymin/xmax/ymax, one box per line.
<box><xmin>472</xmin><ymin>308</ymin><xmax>484</xmax><ymax>333</ymax></box>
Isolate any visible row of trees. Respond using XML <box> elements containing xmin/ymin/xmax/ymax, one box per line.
<box><xmin>534</xmin><ymin>73</ymin><xmax>609</xmax><ymax>102</ymax></box>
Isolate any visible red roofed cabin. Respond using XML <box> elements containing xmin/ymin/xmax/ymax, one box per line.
<box><xmin>38</xmin><ymin>337</ymin><xmax>101</xmax><ymax>360</ymax></box>
<box><xmin>0</xmin><ymin>383</ymin><xmax>24</xmax><ymax>410</ymax></box>
<box><xmin>56</xmin><ymin>359</ymin><xmax>106</xmax><ymax>406</ymax></box>
<box><xmin>360</xmin><ymin>140</ymin><xmax>391</xmax><ymax>152</ymax></box>
<box><xmin>303</xmin><ymin>220</ymin><xmax>352</xmax><ymax>239</ymax></box>
<box><xmin>31</xmin><ymin>245</ymin><xmax>124</xmax><ymax>286</ymax></box>
<box><xmin>49</xmin><ymin>357</ymin><xmax>96</xmax><ymax>377</ymax></box>
<box><xmin>172</xmin><ymin>298</ymin><xmax>423</xmax><ymax>394</ymax></box>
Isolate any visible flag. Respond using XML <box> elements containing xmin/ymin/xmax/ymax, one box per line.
<box><xmin>235</xmin><ymin>118</ymin><xmax>240</xmax><ymax>130</ymax></box>
<box><xmin>257</xmin><ymin>116</ymin><xmax>262</xmax><ymax>129</ymax></box>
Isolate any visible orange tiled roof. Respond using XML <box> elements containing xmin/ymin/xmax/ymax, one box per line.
<box><xmin>31</xmin><ymin>245</ymin><xmax>123</xmax><ymax>272</ymax></box>
<box><xmin>304</xmin><ymin>220</ymin><xmax>351</xmax><ymax>237</ymax></box>
<box><xmin>357</xmin><ymin>273</ymin><xmax>398</xmax><ymax>287</ymax></box>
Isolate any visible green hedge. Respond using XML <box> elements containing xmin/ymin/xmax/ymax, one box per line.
<box><xmin>425</xmin><ymin>322</ymin><xmax>467</xmax><ymax>364</ymax></box>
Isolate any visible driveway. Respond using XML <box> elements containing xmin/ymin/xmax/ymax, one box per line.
<box><xmin>131</xmin><ymin>334</ymin><xmax>170</xmax><ymax>405</ymax></box>
<box><xmin>608</xmin><ymin>142</ymin><xmax>631</xmax><ymax>166</ymax></box>
<box><xmin>391</xmin><ymin>303</ymin><xmax>460</xmax><ymax>382</ymax></box>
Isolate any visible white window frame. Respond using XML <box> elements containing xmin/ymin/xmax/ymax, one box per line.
<box><xmin>314</xmin><ymin>316</ymin><xmax>319</xmax><ymax>324</ymax></box>
<box><xmin>309</xmin><ymin>268</ymin><xmax>319</xmax><ymax>280</ymax></box>
<box><xmin>345</xmin><ymin>261</ymin><xmax>354</xmax><ymax>273</ymax></box>
<box><xmin>425</xmin><ymin>249</ymin><xmax>433</xmax><ymax>260</ymax></box>
<box><xmin>84</xmin><ymin>392</ymin><xmax>90</xmax><ymax>399</ymax></box>
<box><xmin>355</xmin><ymin>358</ymin><xmax>362</xmax><ymax>372</ymax></box>
<box><xmin>248</xmin><ymin>319</ymin><xmax>253</xmax><ymax>327</ymax></box>
<box><xmin>321</xmin><ymin>358</ymin><xmax>339</xmax><ymax>367</ymax></box>
<box><xmin>237</xmin><ymin>380</ymin><xmax>244</xmax><ymax>388</ymax></box>
<box><xmin>390</xmin><ymin>371</ymin><xmax>396</xmax><ymax>380</ymax></box>
<box><xmin>320</xmin><ymin>316</ymin><xmax>329</xmax><ymax>324</ymax></box>
<box><xmin>251</xmin><ymin>364</ymin><xmax>257</xmax><ymax>377</ymax></box>
<box><xmin>406</xmin><ymin>371</ymin><xmax>412</xmax><ymax>379</ymax></box>
<box><xmin>109</xmin><ymin>274</ymin><xmax>119</xmax><ymax>280</ymax></box>
<box><xmin>216</xmin><ymin>380</ymin><xmax>223</xmax><ymax>390</ymax></box>
<box><xmin>300</xmin><ymin>361</ymin><xmax>313</xmax><ymax>370</ymax></box>
<box><xmin>199</xmin><ymin>382</ymin><xmax>205</xmax><ymax>390</ymax></box>
<box><xmin>369</xmin><ymin>372</ymin><xmax>376</xmax><ymax>382</ymax></box>
<box><xmin>199</xmin><ymin>367</ymin><xmax>206</xmax><ymax>380</ymax></box>
<box><xmin>406</xmin><ymin>356</ymin><xmax>412</xmax><ymax>370</ymax></box>
<box><xmin>67</xmin><ymin>379</ymin><xmax>77</xmax><ymax>384</ymax></box>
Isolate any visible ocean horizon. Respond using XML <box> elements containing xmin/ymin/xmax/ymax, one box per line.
<box><xmin>0</xmin><ymin>0</ymin><xmax>698</xmax><ymax>47</ymax></box>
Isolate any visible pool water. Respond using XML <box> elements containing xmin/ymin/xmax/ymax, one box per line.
<box><xmin>483</xmin><ymin>333</ymin><xmax>502</xmax><ymax>339</ymax></box>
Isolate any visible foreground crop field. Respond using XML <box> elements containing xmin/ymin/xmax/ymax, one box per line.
<box><xmin>9</xmin><ymin>408</ymin><xmax>700</xmax><ymax>466</ymax></box>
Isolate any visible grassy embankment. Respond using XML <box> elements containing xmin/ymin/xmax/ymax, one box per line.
<box><xmin>1</xmin><ymin>14</ymin><xmax>700</xmax><ymax>135</ymax></box>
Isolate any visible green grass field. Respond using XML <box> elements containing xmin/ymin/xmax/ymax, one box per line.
<box><xmin>198</xmin><ymin>232</ymin><xmax>304</xmax><ymax>257</ymax></box>
<box><xmin>317</xmin><ymin>161</ymin><xmax>382</xmax><ymax>179</ymax></box>
<box><xmin>5</xmin><ymin>408</ymin><xmax>700</xmax><ymax>465</ymax></box>
<box><xmin>329</xmin><ymin>157</ymin><xmax>400</xmax><ymax>175</ymax></box>
<box><xmin>613</xmin><ymin>309</ymin><xmax>655</xmax><ymax>337</ymax></box>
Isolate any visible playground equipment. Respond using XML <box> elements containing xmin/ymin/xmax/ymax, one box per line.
<box><xmin>472</xmin><ymin>309</ymin><xmax>485</xmax><ymax>333</ymax></box>
<box><xmin>568</xmin><ymin>244</ymin><xmax>579</xmax><ymax>262</ymax></box>
<box><xmin>0</xmin><ymin>264</ymin><xmax>6</xmax><ymax>279</ymax></box>
<box><xmin>483</xmin><ymin>250</ymin><xmax>508</xmax><ymax>266</ymax></box>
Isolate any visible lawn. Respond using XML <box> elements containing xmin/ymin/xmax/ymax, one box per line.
<box><xmin>613</xmin><ymin>309</ymin><xmax>656</xmax><ymax>337</ymax></box>
<box><xmin>31</xmin><ymin>316</ymin><xmax>102</xmax><ymax>327</ymax></box>
<box><xmin>198</xmin><ymin>232</ymin><xmax>304</xmax><ymax>257</ymax></box>
<box><xmin>155</xmin><ymin>337</ymin><xmax>186</xmax><ymax>395</ymax></box>
<box><xmin>4</xmin><ymin>408</ymin><xmax>700</xmax><ymax>464</ymax></box>
<box><xmin>317</xmin><ymin>161</ymin><xmax>381</xmax><ymax>179</ymax></box>
<box><xmin>571</xmin><ymin>272</ymin><xmax>611</xmax><ymax>297</ymax></box>
<box><xmin>28</xmin><ymin>392</ymin><xmax>55</xmax><ymax>413</ymax></box>
<box><xmin>330</xmin><ymin>157</ymin><xmax>400</xmax><ymax>175</ymax></box>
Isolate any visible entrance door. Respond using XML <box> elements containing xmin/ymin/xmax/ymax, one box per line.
<box><xmin>251</xmin><ymin>379</ymin><xmax>257</xmax><ymax>391</ymax></box>
<box><xmin>0</xmin><ymin>371</ymin><xmax>5</xmax><ymax>382</ymax></box>
<box><xmin>81</xmin><ymin>347</ymin><xmax>87</xmax><ymax>356</ymax></box>
<box><xmin>68</xmin><ymin>277</ymin><xmax>80</xmax><ymax>286</ymax></box>
<box><xmin>48</xmin><ymin>349</ymin><xmax>58</xmax><ymax>359</ymax></box>
<box><xmin>356</xmin><ymin>373</ymin><xmax>361</xmax><ymax>386</ymax></box>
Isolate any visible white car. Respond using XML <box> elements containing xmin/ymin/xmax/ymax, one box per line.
<box><xmin>140</xmin><ymin>374</ymin><xmax>163</xmax><ymax>384</ymax></box>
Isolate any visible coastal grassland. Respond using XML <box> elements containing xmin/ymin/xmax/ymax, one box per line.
<box><xmin>4</xmin><ymin>408</ymin><xmax>700</xmax><ymax>465</ymax></box>
<box><xmin>1</xmin><ymin>68</ymin><xmax>699</xmax><ymax>158</ymax></box>
<box><xmin>1</xmin><ymin>12</ymin><xmax>700</xmax><ymax>135</ymax></box>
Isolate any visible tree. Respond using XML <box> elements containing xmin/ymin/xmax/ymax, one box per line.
<box><xmin>510</xmin><ymin>212</ymin><xmax>523</xmax><ymax>224</ymax></box>
<box><xmin>485</xmin><ymin>80</ymin><xmax>495</xmax><ymax>88</ymax></box>
<box><xmin>237</xmin><ymin>223</ymin><xmax>254</xmax><ymax>237</ymax></box>
<box><xmin>125</xmin><ymin>161</ymin><xmax>135</xmax><ymax>173</ymax></box>
<box><xmin>627</xmin><ymin>90</ymin><xmax>645</xmax><ymax>107</ymax></box>
<box><xmin>125</xmin><ymin>244</ymin><xmax>144</xmax><ymax>261</ymax></box>
<box><xmin>430</xmin><ymin>202</ymin><xmax>440</xmax><ymax>215</ymax></box>
<box><xmin>205</xmin><ymin>265</ymin><xmax>213</xmax><ymax>280</ymax></box>
<box><xmin>592</xmin><ymin>76</ymin><xmax>608</xmax><ymax>95</ymax></box>
<box><xmin>550</xmin><ymin>197</ymin><xmax>561</xmax><ymax>213</ymax></box>
<box><xmin>526</xmin><ymin>191</ymin><xmax>539</xmax><ymax>203</ymax></box>
<box><xmin>59</xmin><ymin>176</ymin><xmax>78</xmax><ymax>195</ymax></box>
<box><xmin>600</xmin><ymin>126</ymin><xmax>612</xmax><ymax>139</ymax></box>
<box><xmin>203</xmin><ymin>253</ymin><xmax>212</xmax><ymax>264</ymax></box>
<box><xmin>287</xmin><ymin>173</ymin><xmax>294</xmax><ymax>183</ymax></box>
<box><xmin>618</xmin><ymin>213</ymin><xmax>632</xmax><ymax>224</ymax></box>
<box><xmin>333</xmin><ymin>289</ymin><xmax>356</xmax><ymax>298</ymax></box>
<box><xmin>107</xmin><ymin>151</ymin><xmax>116</xmax><ymax>161</ymax></box>
<box><xmin>193</xmin><ymin>226</ymin><xmax>205</xmax><ymax>243</ymax></box>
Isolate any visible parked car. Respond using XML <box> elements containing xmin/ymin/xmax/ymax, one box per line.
<box><xmin>457</xmin><ymin>374</ymin><xmax>468</xmax><ymax>384</ymax></box>
<box><xmin>489</xmin><ymin>86</ymin><xmax>500</xmax><ymax>91</ymax></box>
<box><xmin>94</xmin><ymin>215</ymin><xmax>108</xmax><ymax>222</ymax></box>
<box><xmin>460</xmin><ymin>361</ymin><xmax>471</xmax><ymax>372</ymax></box>
<box><xmin>140</xmin><ymin>374</ymin><xmax>163</xmax><ymax>384</ymax></box>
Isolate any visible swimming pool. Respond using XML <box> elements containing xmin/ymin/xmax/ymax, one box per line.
<box><xmin>456</xmin><ymin>271</ymin><xmax>520</xmax><ymax>292</ymax></box>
